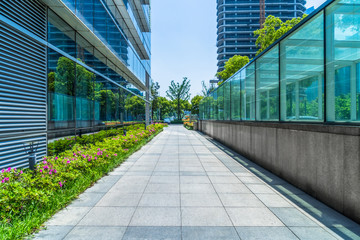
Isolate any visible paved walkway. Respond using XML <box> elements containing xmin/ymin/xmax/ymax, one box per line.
<box><xmin>35</xmin><ymin>125</ymin><xmax>360</xmax><ymax>240</ymax></box>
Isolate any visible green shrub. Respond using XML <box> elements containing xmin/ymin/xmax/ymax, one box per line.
<box><xmin>0</xmin><ymin>123</ymin><xmax>164</xmax><ymax>239</ymax></box>
<box><xmin>47</xmin><ymin>124</ymin><xmax>148</xmax><ymax>156</ymax></box>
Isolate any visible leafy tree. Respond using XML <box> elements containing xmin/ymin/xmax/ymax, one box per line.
<box><xmin>125</xmin><ymin>95</ymin><xmax>145</xmax><ymax>120</ymax></box>
<box><xmin>254</xmin><ymin>14</ymin><xmax>307</xmax><ymax>55</ymax></box>
<box><xmin>181</xmin><ymin>100</ymin><xmax>192</xmax><ymax>113</ymax></box>
<box><xmin>216</xmin><ymin>55</ymin><xmax>249</xmax><ymax>84</ymax></box>
<box><xmin>201</xmin><ymin>80</ymin><xmax>216</xmax><ymax>96</ymax></box>
<box><xmin>166</xmin><ymin>77</ymin><xmax>191</xmax><ymax>120</ymax></box>
<box><xmin>191</xmin><ymin>95</ymin><xmax>204</xmax><ymax>114</ymax></box>
<box><xmin>158</xmin><ymin>96</ymin><xmax>174</xmax><ymax>119</ymax></box>
<box><xmin>150</xmin><ymin>82</ymin><xmax>160</xmax><ymax>120</ymax></box>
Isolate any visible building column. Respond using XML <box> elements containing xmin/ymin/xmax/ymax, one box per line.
<box><xmin>145</xmin><ymin>74</ymin><xmax>150</xmax><ymax>127</ymax></box>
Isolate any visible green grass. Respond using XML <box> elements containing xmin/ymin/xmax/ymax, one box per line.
<box><xmin>0</xmin><ymin>128</ymin><xmax>163</xmax><ymax>240</ymax></box>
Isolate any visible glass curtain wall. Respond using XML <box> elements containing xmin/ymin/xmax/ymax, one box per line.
<box><xmin>200</xmin><ymin>0</ymin><xmax>360</xmax><ymax>124</ymax></box>
<box><xmin>47</xmin><ymin>9</ymin><xmax>146</xmax><ymax>152</ymax></box>
<box><xmin>66</xmin><ymin>0</ymin><xmax>149</xmax><ymax>84</ymax></box>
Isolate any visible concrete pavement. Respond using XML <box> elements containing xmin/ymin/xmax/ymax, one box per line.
<box><xmin>34</xmin><ymin>125</ymin><xmax>360</xmax><ymax>240</ymax></box>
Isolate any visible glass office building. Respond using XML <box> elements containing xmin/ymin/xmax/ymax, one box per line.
<box><xmin>0</xmin><ymin>0</ymin><xmax>151</xmax><ymax>168</ymax></box>
<box><xmin>217</xmin><ymin>0</ymin><xmax>306</xmax><ymax>72</ymax></box>
<box><xmin>201</xmin><ymin>0</ymin><xmax>360</xmax><ymax>124</ymax></box>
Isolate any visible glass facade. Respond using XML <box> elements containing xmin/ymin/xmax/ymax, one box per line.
<box><xmin>62</xmin><ymin>0</ymin><xmax>150</xmax><ymax>84</ymax></box>
<box><xmin>201</xmin><ymin>0</ymin><xmax>360</xmax><ymax>124</ymax></box>
<box><xmin>47</xmin><ymin>3</ymin><xmax>148</xmax><ymax>142</ymax></box>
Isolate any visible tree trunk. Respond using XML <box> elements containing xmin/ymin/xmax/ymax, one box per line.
<box><xmin>177</xmin><ymin>100</ymin><xmax>181</xmax><ymax>120</ymax></box>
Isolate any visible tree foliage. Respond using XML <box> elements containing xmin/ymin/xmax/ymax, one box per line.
<box><xmin>191</xmin><ymin>95</ymin><xmax>204</xmax><ymax>114</ymax></box>
<box><xmin>166</xmin><ymin>77</ymin><xmax>191</xmax><ymax>120</ymax></box>
<box><xmin>254</xmin><ymin>15</ymin><xmax>307</xmax><ymax>55</ymax></box>
<box><xmin>157</xmin><ymin>97</ymin><xmax>174</xmax><ymax>120</ymax></box>
<box><xmin>216</xmin><ymin>55</ymin><xmax>250</xmax><ymax>84</ymax></box>
<box><xmin>150</xmin><ymin>82</ymin><xmax>160</xmax><ymax>120</ymax></box>
<box><xmin>125</xmin><ymin>95</ymin><xmax>145</xmax><ymax>120</ymax></box>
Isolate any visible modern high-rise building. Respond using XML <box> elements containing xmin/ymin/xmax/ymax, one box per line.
<box><xmin>217</xmin><ymin>0</ymin><xmax>307</xmax><ymax>72</ymax></box>
<box><xmin>0</xmin><ymin>0</ymin><xmax>152</xmax><ymax>169</ymax></box>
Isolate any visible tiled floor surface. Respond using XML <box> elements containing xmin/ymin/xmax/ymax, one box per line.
<box><xmin>34</xmin><ymin>125</ymin><xmax>360</xmax><ymax>240</ymax></box>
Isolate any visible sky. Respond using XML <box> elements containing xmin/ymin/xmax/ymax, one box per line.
<box><xmin>151</xmin><ymin>0</ymin><xmax>327</xmax><ymax>98</ymax></box>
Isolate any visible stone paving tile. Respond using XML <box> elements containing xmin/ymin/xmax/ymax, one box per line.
<box><xmin>35</xmin><ymin>126</ymin><xmax>360</xmax><ymax>240</ymax></box>
<box><xmin>290</xmin><ymin>227</ymin><xmax>338</xmax><ymax>240</ymax></box>
<box><xmin>301</xmin><ymin>207</ymin><xmax>360</xmax><ymax>228</ymax></box>
<box><xmin>182</xmin><ymin>207</ymin><xmax>233</xmax><ymax>226</ymax></box>
<box><xmin>129</xmin><ymin>207</ymin><xmax>181</xmax><ymax>226</ymax></box>
<box><xmin>64</xmin><ymin>226</ymin><xmax>127</xmax><ymax>240</ymax></box>
<box><xmin>209</xmin><ymin>175</ymin><xmax>243</xmax><ymax>184</ymax></box>
<box><xmin>181</xmin><ymin>193</ymin><xmax>223</xmax><ymax>207</ymax></box>
<box><xmin>152</xmin><ymin>171</ymin><xmax>179</xmax><ymax>176</ymax></box>
<box><xmin>84</xmin><ymin>182</ymin><xmax>116</xmax><ymax>193</ymax></box>
<box><xmin>180</xmin><ymin>183</ymin><xmax>216</xmax><ymax>194</ymax></box>
<box><xmin>122</xmin><ymin>227</ymin><xmax>181</xmax><ymax>240</ymax></box>
<box><xmin>149</xmin><ymin>175</ymin><xmax>179</xmax><ymax>184</ymax></box>
<box><xmin>255</xmin><ymin>194</ymin><xmax>294</xmax><ymax>208</ymax></box>
<box><xmin>34</xmin><ymin>226</ymin><xmax>73</xmax><ymax>240</ymax></box>
<box><xmin>218</xmin><ymin>194</ymin><xmax>266</xmax><ymax>207</ymax></box>
<box><xmin>69</xmin><ymin>192</ymin><xmax>106</xmax><ymax>207</ymax></box>
<box><xmin>213</xmin><ymin>183</ymin><xmax>252</xmax><ymax>194</ymax></box>
<box><xmin>96</xmin><ymin>193</ymin><xmax>142</xmax><ymax>207</ymax></box>
<box><xmin>47</xmin><ymin>207</ymin><xmax>91</xmax><ymax>226</ymax></box>
<box><xmin>179</xmin><ymin>171</ymin><xmax>207</xmax><ymax>176</ymax></box>
<box><xmin>78</xmin><ymin>207</ymin><xmax>135</xmax><ymax>226</ymax></box>
<box><xmin>238</xmin><ymin>176</ymin><xmax>264</xmax><ymax>184</ymax></box>
<box><xmin>246</xmin><ymin>184</ymin><xmax>277</xmax><ymax>194</ymax></box>
<box><xmin>226</xmin><ymin>207</ymin><xmax>284</xmax><ymax>226</ymax></box>
<box><xmin>144</xmin><ymin>183</ymin><xmax>179</xmax><ymax>194</ymax></box>
<box><xmin>235</xmin><ymin>226</ymin><xmax>298</xmax><ymax>240</ymax></box>
<box><xmin>138</xmin><ymin>193</ymin><xmax>180</xmax><ymax>207</ymax></box>
<box><xmin>109</xmin><ymin>182</ymin><xmax>147</xmax><ymax>193</ymax></box>
<box><xmin>182</xmin><ymin>227</ymin><xmax>240</xmax><ymax>240</ymax></box>
<box><xmin>180</xmin><ymin>176</ymin><xmax>211</xmax><ymax>184</ymax></box>
<box><xmin>270</xmin><ymin>207</ymin><xmax>319</xmax><ymax>227</ymax></box>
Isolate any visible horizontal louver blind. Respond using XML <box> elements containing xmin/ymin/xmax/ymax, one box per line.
<box><xmin>0</xmin><ymin>1</ymin><xmax>47</xmax><ymax>169</ymax></box>
<box><xmin>0</xmin><ymin>0</ymin><xmax>46</xmax><ymax>40</ymax></box>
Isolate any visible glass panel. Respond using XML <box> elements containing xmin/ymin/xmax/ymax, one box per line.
<box><xmin>217</xmin><ymin>87</ymin><xmax>224</xmax><ymax>120</ymax></box>
<box><xmin>241</xmin><ymin>63</ymin><xmax>255</xmax><ymax>120</ymax></box>
<box><xmin>326</xmin><ymin>0</ymin><xmax>360</xmax><ymax>122</ymax></box>
<box><xmin>212</xmin><ymin>91</ymin><xmax>218</xmax><ymax>120</ymax></box>
<box><xmin>125</xmin><ymin>93</ymin><xmax>145</xmax><ymax>122</ymax></box>
<box><xmin>76</xmin><ymin>0</ymin><xmax>94</xmax><ymax>30</ymax></box>
<box><xmin>77</xmin><ymin>33</ymin><xmax>95</xmax><ymax>67</ymax></box>
<box><xmin>75</xmin><ymin>61</ymin><xmax>95</xmax><ymax>128</ymax></box>
<box><xmin>256</xmin><ymin>46</ymin><xmax>279</xmax><ymax>121</ymax></box>
<box><xmin>47</xmin><ymin>49</ymin><xmax>75</xmax><ymax>131</ymax></box>
<box><xmin>94</xmin><ymin>75</ymin><xmax>108</xmax><ymax>131</ymax></box>
<box><xmin>224</xmin><ymin>81</ymin><xmax>231</xmax><ymax>120</ymax></box>
<box><xmin>48</xmin><ymin>10</ymin><xmax>76</xmax><ymax>57</ymax></box>
<box><xmin>231</xmin><ymin>73</ymin><xmax>241</xmax><ymax>120</ymax></box>
<box><xmin>280</xmin><ymin>12</ymin><xmax>324</xmax><ymax>121</ymax></box>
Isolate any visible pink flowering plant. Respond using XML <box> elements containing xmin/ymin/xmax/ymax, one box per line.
<box><xmin>0</xmin><ymin>124</ymin><xmax>164</xmax><ymax>239</ymax></box>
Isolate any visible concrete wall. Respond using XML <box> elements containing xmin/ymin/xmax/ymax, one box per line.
<box><xmin>198</xmin><ymin>120</ymin><xmax>360</xmax><ymax>224</ymax></box>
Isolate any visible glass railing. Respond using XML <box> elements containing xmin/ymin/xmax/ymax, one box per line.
<box><xmin>202</xmin><ymin>0</ymin><xmax>360</xmax><ymax>124</ymax></box>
